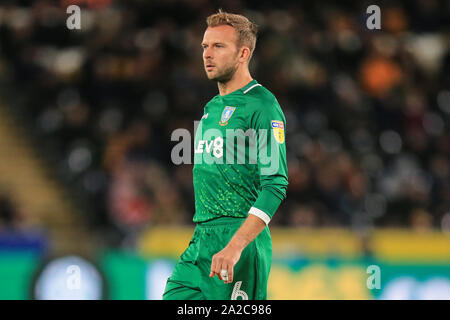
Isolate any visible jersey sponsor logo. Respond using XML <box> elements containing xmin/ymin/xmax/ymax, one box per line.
<box><xmin>219</xmin><ymin>106</ymin><xmax>236</xmax><ymax>126</ymax></box>
<box><xmin>271</xmin><ymin>120</ymin><xmax>285</xmax><ymax>144</ymax></box>
<box><xmin>194</xmin><ymin>137</ymin><xmax>223</xmax><ymax>158</ymax></box>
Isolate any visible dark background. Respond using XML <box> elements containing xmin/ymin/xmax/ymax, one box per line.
<box><xmin>0</xmin><ymin>0</ymin><xmax>449</xmax><ymax>248</ymax></box>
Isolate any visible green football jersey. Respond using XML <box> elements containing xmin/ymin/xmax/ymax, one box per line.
<box><xmin>192</xmin><ymin>79</ymin><xmax>288</xmax><ymax>224</ymax></box>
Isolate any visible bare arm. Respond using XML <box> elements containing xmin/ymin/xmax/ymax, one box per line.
<box><xmin>209</xmin><ymin>214</ymin><xmax>266</xmax><ymax>283</ymax></box>
<box><xmin>226</xmin><ymin>214</ymin><xmax>266</xmax><ymax>251</ymax></box>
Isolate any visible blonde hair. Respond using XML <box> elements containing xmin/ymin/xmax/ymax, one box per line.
<box><xmin>206</xmin><ymin>9</ymin><xmax>258</xmax><ymax>60</ymax></box>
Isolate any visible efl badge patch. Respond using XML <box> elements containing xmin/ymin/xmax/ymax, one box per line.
<box><xmin>219</xmin><ymin>106</ymin><xmax>236</xmax><ymax>126</ymax></box>
<box><xmin>271</xmin><ymin>120</ymin><xmax>285</xmax><ymax>143</ymax></box>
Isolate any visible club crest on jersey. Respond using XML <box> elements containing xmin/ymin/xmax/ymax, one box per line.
<box><xmin>271</xmin><ymin>120</ymin><xmax>285</xmax><ymax>143</ymax></box>
<box><xmin>219</xmin><ymin>106</ymin><xmax>236</xmax><ymax>126</ymax></box>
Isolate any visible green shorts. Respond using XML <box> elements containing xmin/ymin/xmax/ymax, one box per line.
<box><xmin>163</xmin><ymin>216</ymin><xmax>272</xmax><ymax>300</ymax></box>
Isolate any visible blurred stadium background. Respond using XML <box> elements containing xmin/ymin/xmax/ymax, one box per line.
<box><xmin>0</xmin><ymin>0</ymin><xmax>449</xmax><ymax>299</ymax></box>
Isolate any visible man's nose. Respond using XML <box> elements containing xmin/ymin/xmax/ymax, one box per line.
<box><xmin>203</xmin><ymin>48</ymin><xmax>213</xmax><ymax>60</ymax></box>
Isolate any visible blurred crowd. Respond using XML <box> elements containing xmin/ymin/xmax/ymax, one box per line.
<box><xmin>0</xmin><ymin>0</ymin><xmax>449</xmax><ymax>240</ymax></box>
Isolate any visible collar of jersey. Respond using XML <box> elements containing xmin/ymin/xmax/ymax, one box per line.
<box><xmin>215</xmin><ymin>79</ymin><xmax>258</xmax><ymax>99</ymax></box>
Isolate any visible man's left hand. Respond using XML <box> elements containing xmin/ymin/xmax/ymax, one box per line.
<box><xmin>209</xmin><ymin>245</ymin><xmax>242</xmax><ymax>284</ymax></box>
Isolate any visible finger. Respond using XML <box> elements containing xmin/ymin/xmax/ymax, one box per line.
<box><xmin>226</xmin><ymin>264</ymin><xmax>234</xmax><ymax>284</ymax></box>
<box><xmin>210</xmin><ymin>256</ymin><xmax>217</xmax><ymax>278</ymax></box>
<box><xmin>213</xmin><ymin>257</ymin><xmax>223</xmax><ymax>277</ymax></box>
<box><xmin>220</xmin><ymin>266</ymin><xmax>229</xmax><ymax>282</ymax></box>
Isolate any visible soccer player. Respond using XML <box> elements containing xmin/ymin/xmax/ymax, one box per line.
<box><xmin>163</xmin><ymin>10</ymin><xmax>288</xmax><ymax>300</ymax></box>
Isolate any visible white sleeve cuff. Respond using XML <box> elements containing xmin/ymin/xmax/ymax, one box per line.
<box><xmin>248</xmin><ymin>207</ymin><xmax>271</xmax><ymax>225</ymax></box>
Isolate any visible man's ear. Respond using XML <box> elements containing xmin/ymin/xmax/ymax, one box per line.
<box><xmin>239</xmin><ymin>46</ymin><xmax>251</xmax><ymax>63</ymax></box>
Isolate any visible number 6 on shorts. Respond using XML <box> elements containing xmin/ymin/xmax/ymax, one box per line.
<box><xmin>231</xmin><ymin>281</ymin><xmax>248</xmax><ymax>300</ymax></box>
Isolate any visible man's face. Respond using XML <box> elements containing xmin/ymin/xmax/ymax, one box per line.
<box><xmin>202</xmin><ymin>25</ymin><xmax>240</xmax><ymax>82</ymax></box>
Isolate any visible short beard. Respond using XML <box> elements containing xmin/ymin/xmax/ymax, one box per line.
<box><xmin>210</xmin><ymin>64</ymin><xmax>237</xmax><ymax>83</ymax></box>
<box><xmin>208</xmin><ymin>50</ymin><xmax>240</xmax><ymax>83</ymax></box>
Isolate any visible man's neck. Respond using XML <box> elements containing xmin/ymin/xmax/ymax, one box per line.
<box><xmin>217</xmin><ymin>70</ymin><xmax>253</xmax><ymax>96</ymax></box>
